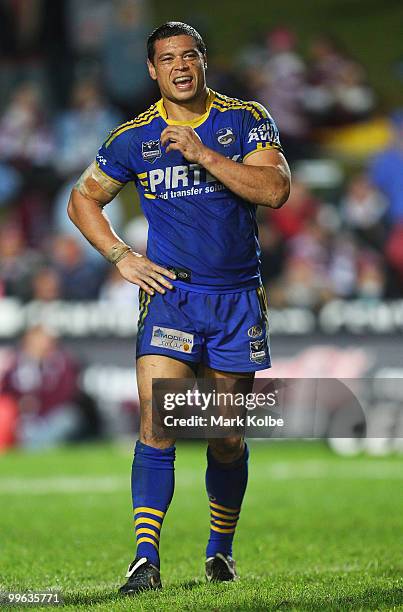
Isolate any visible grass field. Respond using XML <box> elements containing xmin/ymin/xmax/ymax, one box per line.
<box><xmin>0</xmin><ymin>441</ymin><xmax>402</xmax><ymax>611</ymax></box>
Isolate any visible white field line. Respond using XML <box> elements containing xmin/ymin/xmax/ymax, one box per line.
<box><xmin>0</xmin><ymin>461</ymin><xmax>402</xmax><ymax>495</ymax></box>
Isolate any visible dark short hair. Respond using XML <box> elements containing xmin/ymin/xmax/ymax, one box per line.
<box><xmin>147</xmin><ymin>21</ymin><xmax>206</xmax><ymax>63</ymax></box>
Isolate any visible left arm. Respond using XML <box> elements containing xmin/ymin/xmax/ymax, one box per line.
<box><xmin>160</xmin><ymin>126</ymin><xmax>291</xmax><ymax>208</ymax></box>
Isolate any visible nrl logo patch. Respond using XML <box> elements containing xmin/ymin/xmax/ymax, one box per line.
<box><xmin>142</xmin><ymin>139</ymin><xmax>162</xmax><ymax>164</ymax></box>
<box><xmin>250</xmin><ymin>339</ymin><xmax>266</xmax><ymax>364</ymax></box>
<box><xmin>216</xmin><ymin>127</ymin><xmax>236</xmax><ymax>146</ymax></box>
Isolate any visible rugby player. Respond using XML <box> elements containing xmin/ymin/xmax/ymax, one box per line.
<box><xmin>68</xmin><ymin>21</ymin><xmax>290</xmax><ymax>594</ymax></box>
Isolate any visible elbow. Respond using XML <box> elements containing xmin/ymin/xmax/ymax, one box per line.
<box><xmin>269</xmin><ymin>182</ymin><xmax>290</xmax><ymax>209</ymax></box>
<box><xmin>264</xmin><ymin>177</ymin><xmax>290</xmax><ymax>209</ymax></box>
<box><xmin>67</xmin><ymin>190</ymin><xmax>77</xmax><ymax>223</ymax></box>
<box><xmin>67</xmin><ymin>189</ymin><xmax>77</xmax><ymax>223</ymax></box>
<box><xmin>259</xmin><ymin>165</ymin><xmax>291</xmax><ymax>209</ymax></box>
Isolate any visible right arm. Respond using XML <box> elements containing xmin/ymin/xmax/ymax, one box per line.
<box><xmin>67</xmin><ymin>162</ymin><xmax>176</xmax><ymax>295</ymax></box>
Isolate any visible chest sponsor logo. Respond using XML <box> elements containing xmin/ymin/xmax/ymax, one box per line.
<box><xmin>144</xmin><ymin>155</ymin><xmax>241</xmax><ymax>193</ymax></box>
<box><xmin>248</xmin><ymin>325</ymin><xmax>263</xmax><ymax>338</ymax></box>
<box><xmin>250</xmin><ymin>339</ymin><xmax>266</xmax><ymax>364</ymax></box>
<box><xmin>216</xmin><ymin>127</ymin><xmax>236</xmax><ymax>146</ymax></box>
<box><xmin>142</xmin><ymin>139</ymin><xmax>162</xmax><ymax>164</ymax></box>
<box><xmin>151</xmin><ymin>326</ymin><xmax>194</xmax><ymax>353</ymax></box>
<box><xmin>248</xmin><ymin>120</ymin><xmax>279</xmax><ymax>144</ymax></box>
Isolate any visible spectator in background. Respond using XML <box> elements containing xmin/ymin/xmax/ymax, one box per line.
<box><xmin>0</xmin><ymin>224</ymin><xmax>44</xmax><ymax>301</ymax></box>
<box><xmin>0</xmin><ymin>81</ymin><xmax>54</xmax><ymax>168</ymax></box>
<box><xmin>102</xmin><ymin>0</ymin><xmax>152</xmax><ymax>118</ymax></box>
<box><xmin>341</xmin><ymin>173</ymin><xmax>387</xmax><ymax>248</ymax></box>
<box><xmin>385</xmin><ymin>225</ymin><xmax>403</xmax><ymax>296</ymax></box>
<box><xmin>356</xmin><ymin>253</ymin><xmax>385</xmax><ymax>301</ymax></box>
<box><xmin>52</xmin><ymin>234</ymin><xmax>106</xmax><ymax>300</ymax></box>
<box><xmin>368</xmin><ymin>110</ymin><xmax>403</xmax><ymax>224</ymax></box>
<box><xmin>278</xmin><ymin>256</ymin><xmax>334</xmax><ymax>308</ymax></box>
<box><xmin>269</xmin><ymin>178</ymin><xmax>319</xmax><ymax>240</ymax></box>
<box><xmin>0</xmin><ymin>162</ymin><xmax>22</xmax><ymax>208</ymax></box>
<box><xmin>31</xmin><ymin>267</ymin><xmax>62</xmax><ymax>302</ymax></box>
<box><xmin>1</xmin><ymin>325</ymin><xmax>81</xmax><ymax>449</ymax></box>
<box><xmin>305</xmin><ymin>35</ymin><xmax>375</xmax><ymax>127</ymax></box>
<box><xmin>282</xmin><ymin>219</ymin><xmax>333</xmax><ymax>307</ymax></box>
<box><xmin>328</xmin><ymin>232</ymin><xmax>358</xmax><ymax>299</ymax></box>
<box><xmin>66</xmin><ymin>0</ymin><xmax>111</xmax><ymax>61</ymax></box>
<box><xmin>54</xmin><ymin>78</ymin><xmax>121</xmax><ymax>178</ymax></box>
<box><xmin>255</xmin><ymin>28</ymin><xmax>310</xmax><ymax>161</ymax></box>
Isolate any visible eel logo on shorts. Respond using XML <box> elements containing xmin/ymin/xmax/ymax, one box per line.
<box><xmin>151</xmin><ymin>326</ymin><xmax>194</xmax><ymax>353</ymax></box>
<box><xmin>216</xmin><ymin>127</ymin><xmax>236</xmax><ymax>146</ymax></box>
<box><xmin>248</xmin><ymin>325</ymin><xmax>263</xmax><ymax>338</ymax></box>
<box><xmin>250</xmin><ymin>339</ymin><xmax>266</xmax><ymax>364</ymax></box>
<box><xmin>142</xmin><ymin>140</ymin><xmax>162</xmax><ymax>164</ymax></box>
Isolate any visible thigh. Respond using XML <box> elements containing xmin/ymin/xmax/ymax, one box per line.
<box><xmin>203</xmin><ymin>287</ymin><xmax>271</xmax><ymax>373</ymax></box>
<box><xmin>137</xmin><ymin>354</ymin><xmax>195</xmax><ymax>448</ymax></box>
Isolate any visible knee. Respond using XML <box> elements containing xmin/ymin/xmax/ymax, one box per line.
<box><xmin>140</xmin><ymin>431</ymin><xmax>175</xmax><ymax>450</ymax></box>
<box><xmin>208</xmin><ymin>436</ymin><xmax>244</xmax><ymax>463</ymax></box>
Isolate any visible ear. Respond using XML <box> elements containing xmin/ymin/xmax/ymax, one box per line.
<box><xmin>203</xmin><ymin>53</ymin><xmax>208</xmax><ymax>70</ymax></box>
<box><xmin>147</xmin><ymin>59</ymin><xmax>157</xmax><ymax>81</ymax></box>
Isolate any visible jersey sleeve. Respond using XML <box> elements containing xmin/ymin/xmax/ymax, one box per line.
<box><xmin>241</xmin><ymin>103</ymin><xmax>283</xmax><ymax>161</ymax></box>
<box><xmin>95</xmin><ymin>128</ymin><xmax>136</xmax><ymax>184</ymax></box>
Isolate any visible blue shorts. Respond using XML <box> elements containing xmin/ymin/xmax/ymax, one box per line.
<box><xmin>136</xmin><ymin>285</ymin><xmax>271</xmax><ymax>373</ymax></box>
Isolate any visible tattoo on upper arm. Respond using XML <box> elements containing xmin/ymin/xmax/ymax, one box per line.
<box><xmin>74</xmin><ymin>162</ymin><xmax>124</xmax><ymax>207</ymax></box>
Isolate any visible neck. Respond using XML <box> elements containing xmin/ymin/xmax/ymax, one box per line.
<box><xmin>162</xmin><ymin>88</ymin><xmax>209</xmax><ymax>122</ymax></box>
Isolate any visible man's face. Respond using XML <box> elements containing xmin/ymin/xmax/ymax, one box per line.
<box><xmin>148</xmin><ymin>35</ymin><xmax>207</xmax><ymax>103</ymax></box>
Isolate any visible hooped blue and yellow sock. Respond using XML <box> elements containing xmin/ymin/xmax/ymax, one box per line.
<box><xmin>131</xmin><ymin>440</ymin><xmax>175</xmax><ymax>568</ymax></box>
<box><xmin>205</xmin><ymin>443</ymin><xmax>249</xmax><ymax>559</ymax></box>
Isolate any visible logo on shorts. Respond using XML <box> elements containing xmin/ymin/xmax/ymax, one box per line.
<box><xmin>142</xmin><ymin>140</ymin><xmax>162</xmax><ymax>163</ymax></box>
<box><xmin>216</xmin><ymin>127</ymin><xmax>236</xmax><ymax>146</ymax></box>
<box><xmin>250</xmin><ymin>339</ymin><xmax>266</xmax><ymax>364</ymax></box>
<box><xmin>247</xmin><ymin>325</ymin><xmax>263</xmax><ymax>338</ymax></box>
<box><xmin>151</xmin><ymin>326</ymin><xmax>194</xmax><ymax>353</ymax></box>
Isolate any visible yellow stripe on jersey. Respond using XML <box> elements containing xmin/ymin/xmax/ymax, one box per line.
<box><xmin>105</xmin><ymin>110</ymin><xmax>159</xmax><ymax>147</ymax></box>
<box><xmin>212</xmin><ymin>102</ymin><xmax>261</xmax><ymax>122</ymax></box>
<box><xmin>250</xmin><ymin>100</ymin><xmax>270</xmax><ymax>119</ymax></box>
<box><xmin>213</xmin><ymin>94</ymin><xmax>266</xmax><ymax>121</ymax></box>
<box><xmin>107</xmin><ymin>106</ymin><xmax>157</xmax><ymax>138</ymax></box>
<box><xmin>243</xmin><ymin>143</ymin><xmax>282</xmax><ymax>162</ymax></box>
<box><xmin>134</xmin><ymin>507</ymin><xmax>165</xmax><ymax>519</ymax></box>
<box><xmin>137</xmin><ymin>172</ymin><xmax>147</xmax><ymax>179</ymax></box>
<box><xmin>144</xmin><ymin>193</ymin><xmax>156</xmax><ymax>199</ymax></box>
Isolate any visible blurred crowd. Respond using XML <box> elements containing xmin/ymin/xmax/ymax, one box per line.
<box><xmin>1</xmin><ymin>1</ymin><xmax>403</xmax><ymax>449</ymax></box>
<box><xmin>0</xmin><ymin>2</ymin><xmax>402</xmax><ymax>311</ymax></box>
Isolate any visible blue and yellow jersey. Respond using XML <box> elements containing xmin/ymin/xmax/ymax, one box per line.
<box><xmin>96</xmin><ymin>89</ymin><xmax>283</xmax><ymax>292</ymax></box>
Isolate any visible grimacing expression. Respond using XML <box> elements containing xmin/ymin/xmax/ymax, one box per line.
<box><xmin>147</xmin><ymin>35</ymin><xmax>207</xmax><ymax>103</ymax></box>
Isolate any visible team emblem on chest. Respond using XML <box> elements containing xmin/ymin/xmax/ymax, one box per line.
<box><xmin>142</xmin><ymin>139</ymin><xmax>162</xmax><ymax>164</ymax></box>
<box><xmin>216</xmin><ymin>127</ymin><xmax>236</xmax><ymax>146</ymax></box>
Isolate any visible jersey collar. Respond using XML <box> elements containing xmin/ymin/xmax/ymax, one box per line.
<box><xmin>156</xmin><ymin>89</ymin><xmax>216</xmax><ymax>128</ymax></box>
